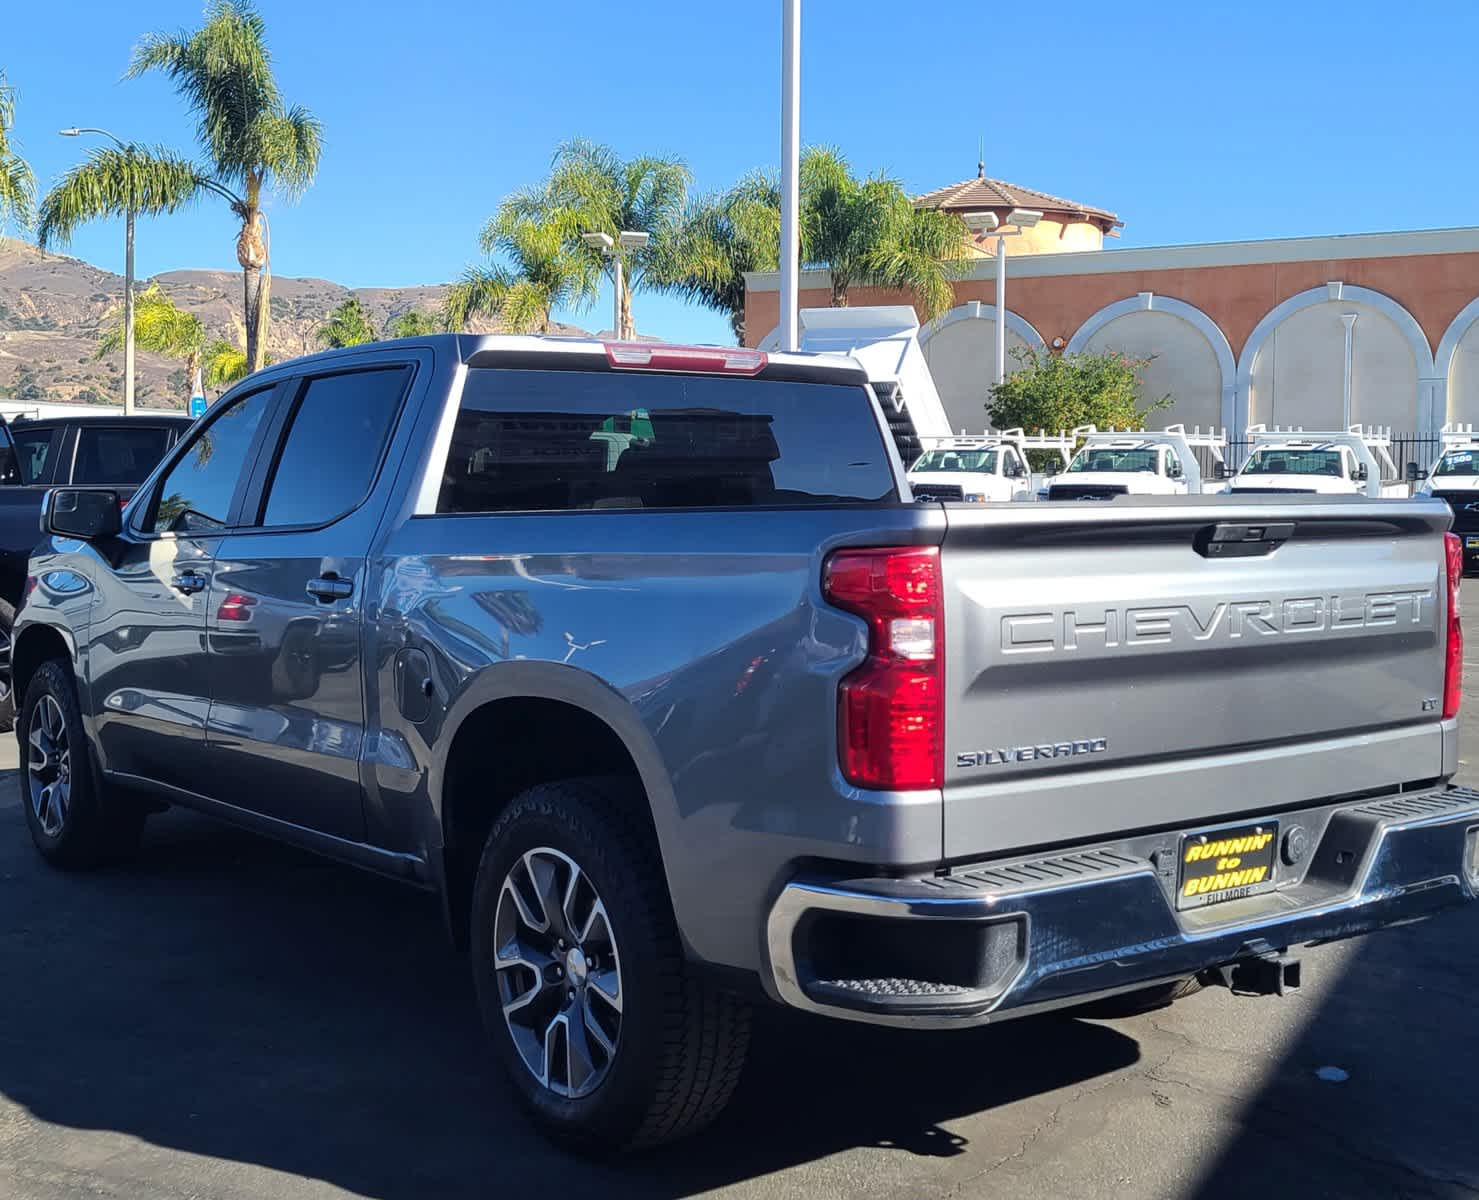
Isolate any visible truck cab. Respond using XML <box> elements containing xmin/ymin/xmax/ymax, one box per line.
<box><xmin>1044</xmin><ymin>424</ymin><xmax>1227</xmax><ymax>500</ymax></box>
<box><xmin>906</xmin><ymin>433</ymin><xmax>1061</xmax><ymax>502</ymax></box>
<box><xmin>1419</xmin><ymin>424</ymin><xmax>1479</xmax><ymax>569</ymax></box>
<box><xmin>1229</xmin><ymin>425</ymin><xmax>1407</xmax><ymax>497</ymax></box>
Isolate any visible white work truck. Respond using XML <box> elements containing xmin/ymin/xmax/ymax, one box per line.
<box><xmin>907</xmin><ymin>430</ymin><xmax>1074</xmax><ymax>502</ymax></box>
<box><xmin>1229</xmin><ymin>425</ymin><xmax>1409</xmax><ymax>497</ymax></box>
<box><xmin>1418</xmin><ymin>424</ymin><xmax>1479</xmax><ymax>569</ymax></box>
<box><xmin>1043</xmin><ymin>425</ymin><xmax>1228</xmax><ymax>500</ymax></box>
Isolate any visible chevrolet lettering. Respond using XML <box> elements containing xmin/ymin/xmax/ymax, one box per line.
<box><xmin>1000</xmin><ymin>590</ymin><xmax>1435</xmax><ymax>655</ymax></box>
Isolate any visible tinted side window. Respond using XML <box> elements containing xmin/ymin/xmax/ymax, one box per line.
<box><xmin>151</xmin><ymin>389</ymin><xmax>274</xmax><ymax>533</ymax></box>
<box><xmin>72</xmin><ymin>425</ymin><xmax>173</xmax><ymax>486</ymax></box>
<box><xmin>438</xmin><ymin>368</ymin><xmax>896</xmax><ymax>514</ymax></box>
<box><xmin>10</xmin><ymin>426</ymin><xmax>56</xmax><ymax>484</ymax></box>
<box><xmin>259</xmin><ymin>368</ymin><xmax>407</xmax><ymax>528</ymax></box>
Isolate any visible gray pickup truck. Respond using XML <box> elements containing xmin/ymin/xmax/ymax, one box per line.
<box><xmin>12</xmin><ymin>334</ymin><xmax>1479</xmax><ymax>1151</ymax></box>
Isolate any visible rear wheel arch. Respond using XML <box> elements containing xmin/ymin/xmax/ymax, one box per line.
<box><xmin>11</xmin><ymin>622</ymin><xmax>76</xmax><ymax>715</ymax></box>
<box><xmin>434</xmin><ymin>664</ymin><xmax>678</xmax><ymax>948</ymax></box>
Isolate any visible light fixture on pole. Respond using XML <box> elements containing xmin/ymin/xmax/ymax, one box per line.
<box><xmin>583</xmin><ymin>230</ymin><xmax>650</xmax><ymax>339</ymax></box>
<box><xmin>964</xmin><ymin>208</ymin><xmax>1042</xmax><ymax>388</ymax></box>
<box><xmin>61</xmin><ymin>126</ymin><xmax>138</xmax><ymax>415</ymax></box>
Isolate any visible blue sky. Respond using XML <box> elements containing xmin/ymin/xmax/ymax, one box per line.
<box><xmin>5</xmin><ymin>0</ymin><xmax>1478</xmax><ymax>344</ymax></box>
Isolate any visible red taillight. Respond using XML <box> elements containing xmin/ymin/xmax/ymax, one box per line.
<box><xmin>1445</xmin><ymin>532</ymin><xmax>1463</xmax><ymax>720</ymax></box>
<box><xmin>217</xmin><ymin>592</ymin><xmax>257</xmax><ymax>622</ymax></box>
<box><xmin>824</xmin><ymin>546</ymin><xmax>943</xmax><ymax>790</ymax></box>
<box><xmin>603</xmin><ymin>342</ymin><xmax>767</xmax><ymax>376</ymax></box>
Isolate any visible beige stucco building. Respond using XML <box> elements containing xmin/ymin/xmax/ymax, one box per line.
<box><xmin>745</xmin><ymin>174</ymin><xmax>1479</xmax><ymax>457</ymax></box>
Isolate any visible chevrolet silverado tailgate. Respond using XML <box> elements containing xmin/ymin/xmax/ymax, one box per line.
<box><xmin>940</xmin><ymin>496</ymin><xmax>1455</xmax><ymax>859</ymax></box>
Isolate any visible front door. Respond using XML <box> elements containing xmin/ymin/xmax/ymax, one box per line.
<box><xmin>86</xmin><ymin>385</ymin><xmax>279</xmax><ymax>792</ymax></box>
<box><xmin>205</xmin><ymin>363</ymin><xmax>413</xmax><ymax>841</ymax></box>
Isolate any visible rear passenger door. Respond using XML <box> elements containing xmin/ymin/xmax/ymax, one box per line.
<box><xmin>205</xmin><ymin>361</ymin><xmax>414</xmax><ymax>840</ymax></box>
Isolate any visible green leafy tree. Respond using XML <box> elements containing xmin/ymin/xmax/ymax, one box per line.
<box><xmin>317</xmin><ymin>296</ymin><xmax>376</xmax><ymax>348</ymax></box>
<box><xmin>648</xmin><ymin>171</ymin><xmax>780</xmax><ymax>344</ymax></box>
<box><xmin>801</xmin><ymin>147</ymin><xmax>969</xmax><ymax>316</ymax></box>
<box><xmin>0</xmin><ymin>70</ymin><xmax>36</xmax><ymax>232</ymax></box>
<box><xmin>96</xmin><ymin>283</ymin><xmax>206</xmax><ymax>401</ymax></box>
<box><xmin>202</xmin><ymin>339</ymin><xmax>266</xmax><ymax>390</ymax></box>
<box><xmin>126</xmin><ymin>0</ymin><xmax>322</xmax><ymax>373</ymax></box>
<box><xmin>387</xmin><ymin>309</ymin><xmax>441</xmax><ymax>338</ymax></box>
<box><xmin>987</xmin><ymin>346</ymin><xmax>1172</xmax><ymax>436</ymax></box>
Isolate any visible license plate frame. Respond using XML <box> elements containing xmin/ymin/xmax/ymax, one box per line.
<box><xmin>1177</xmin><ymin>821</ymin><xmax>1280</xmax><ymax>910</ymax></box>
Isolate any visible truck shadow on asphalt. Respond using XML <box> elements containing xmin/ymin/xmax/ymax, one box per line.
<box><xmin>0</xmin><ymin>803</ymin><xmax>1141</xmax><ymax>1199</ymax></box>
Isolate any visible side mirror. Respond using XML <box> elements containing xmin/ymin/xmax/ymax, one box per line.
<box><xmin>1406</xmin><ymin>462</ymin><xmax>1421</xmax><ymax>482</ymax></box>
<box><xmin>1045</xmin><ymin>460</ymin><xmax>1061</xmax><ymax>476</ymax></box>
<box><xmin>1168</xmin><ymin>462</ymin><xmax>1183</xmax><ymax>479</ymax></box>
<box><xmin>1354</xmin><ymin>463</ymin><xmax>1369</xmax><ymax>483</ymax></box>
<box><xmin>1213</xmin><ymin>462</ymin><xmax>1227</xmax><ymax>480</ymax></box>
<box><xmin>44</xmin><ymin>488</ymin><xmax>122</xmax><ymax>540</ymax></box>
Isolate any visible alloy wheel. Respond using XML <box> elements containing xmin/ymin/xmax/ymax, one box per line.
<box><xmin>27</xmin><ymin>695</ymin><xmax>70</xmax><ymax>837</ymax></box>
<box><xmin>494</xmin><ymin>847</ymin><xmax>623</xmax><ymax>1099</ymax></box>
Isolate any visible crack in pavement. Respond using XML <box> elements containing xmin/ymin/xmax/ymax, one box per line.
<box><xmin>932</xmin><ymin>1050</ymin><xmax>1179</xmax><ymax>1199</ymax></box>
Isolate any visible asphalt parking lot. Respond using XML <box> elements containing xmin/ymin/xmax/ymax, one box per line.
<box><xmin>2</xmin><ymin>609</ymin><xmax>1478</xmax><ymax>1199</ymax></box>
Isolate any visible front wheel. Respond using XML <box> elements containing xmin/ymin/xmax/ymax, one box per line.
<box><xmin>20</xmin><ymin>658</ymin><xmax>145</xmax><ymax>869</ymax></box>
<box><xmin>471</xmin><ymin>779</ymin><xmax>750</xmax><ymax>1151</ymax></box>
<box><xmin>0</xmin><ymin>596</ymin><xmax>16</xmax><ymax>733</ymax></box>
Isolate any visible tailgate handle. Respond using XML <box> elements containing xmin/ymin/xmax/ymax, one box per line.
<box><xmin>1196</xmin><ymin>522</ymin><xmax>1295</xmax><ymax>558</ymax></box>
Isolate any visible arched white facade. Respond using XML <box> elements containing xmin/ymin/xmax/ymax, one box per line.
<box><xmin>1235</xmin><ymin>283</ymin><xmax>1441</xmax><ymax>434</ymax></box>
<box><xmin>917</xmin><ymin>303</ymin><xmax>1045</xmax><ymax>434</ymax></box>
<box><xmin>1437</xmin><ymin>296</ymin><xmax>1479</xmax><ymax>425</ymax></box>
<box><xmin>1065</xmin><ymin>293</ymin><xmax>1235</xmax><ymax>431</ymax></box>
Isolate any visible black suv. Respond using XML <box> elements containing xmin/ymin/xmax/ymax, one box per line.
<box><xmin>0</xmin><ymin>412</ymin><xmax>193</xmax><ymax>727</ymax></box>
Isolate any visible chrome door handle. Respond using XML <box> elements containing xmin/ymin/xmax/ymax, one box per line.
<box><xmin>305</xmin><ymin>576</ymin><xmax>353</xmax><ymax>602</ymax></box>
<box><xmin>171</xmin><ymin>571</ymin><xmax>208</xmax><ymax>595</ymax></box>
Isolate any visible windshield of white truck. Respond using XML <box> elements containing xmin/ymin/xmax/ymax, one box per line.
<box><xmin>439</xmin><ymin>368</ymin><xmax>898</xmax><ymax>512</ymax></box>
<box><xmin>911</xmin><ymin>449</ymin><xmax>997</xmax><ymax>474</ymax></box>
<box><xmin>1068</xmin><ymin>449</ymin><xmax>1157</xmax><ymax>473</ymax></box>
<box><xmin>1433</xmin><ymin>450</ymin><xmax>1479</xmax><ymax>476</ymax></box>
<box><xmin>1241</xmin><ymin>449</ymin><xmax>1344</xmax><ymax>477</ymax></box>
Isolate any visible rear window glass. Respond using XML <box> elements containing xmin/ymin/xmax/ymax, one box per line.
<box><xmin>72</xmin><ymin>425</ymin><xmax>173</xmax><ymax>486</ymax></box>
<box><xmin>437</xmin><ymin>368</ymin><xmax>895</xmax><ymax>514</ymax></box>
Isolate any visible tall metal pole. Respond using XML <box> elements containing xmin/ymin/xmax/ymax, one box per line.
<box><xmin>1341</xmin><ymin>312</ymin><xmax>1358</xmax><ymax>428</ymax></box>
<box><xmin>613</xmin><ymin>254</ymin><xmax>624</xmax><ymax>340</ymax></box>
<box><xmin>123</xmin><ymin>203</ymin><xmax>136</xmax><ymax>415</ymax></box>
<box><xmin>778</xmin><ymin>0</ymin><xmax>801</xmax><ymax>351</ymax></box>
<box><xmin>994</xmin><ymin>232</ymin><xmax>1007</xmax><ymax>386</ymax></box>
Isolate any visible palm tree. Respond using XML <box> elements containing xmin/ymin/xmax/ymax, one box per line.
<box><xmin>203</xmin><ymin>339</ymin><xmax>255</xmax><ymax>389</ymax></box>
<box><xmin>126</xmin><ymin>0</ymin><xmax>322</xmax><ymax>374</ymax></box>
<box><xmin>96</xmin><ymin>283</ymin><xmax>205</xmax><ymax>401</ymax></box>
<box><xmin>0</xmin><ymin>71</ymin><xmax>36</xmax><ymax>233</ymax></box>
<box><xmin>542</xmin><ymin>139</ymin><xmax>691</xmax><ymax>338</ymax></box>
<box><xmin>317</xmin><ymin>296</ymin><xmax>376</xmax><ymax>348</ymax></box>
<box><xmin>801</xmin><ymin>146</ymin><xmax>968</xmax><ymax>317</ymax></box>
<box><xmin>387</xmin><ymin>309</ymin><xmax>440</xmax><ymax>338</ymax></box>
<box><xmin>648</xmin><ymin>171</ymin><xmax>780</xmax><ymax>344</ymax></box>
<box><xmin>449</xmin><ymin>139</ymin><xmax>691</xmax><ymax>339</ymax></box>
<box><xmin>444</xmin><ymin>202</ymin><xmax>598</xmax><ymax>335</ymax></box>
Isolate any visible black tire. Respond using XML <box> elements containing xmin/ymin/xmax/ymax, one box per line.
<box><xmin>19</xmin><ymin>658</ymin><xmax>145</xmax><ymax>869</ymax></box>
<box><xmin>0</xmin><ymin>596</ymin><xmax>16</xmax><ymax>734</ymax></box>
<box><xmin>471</xmin><ymin>779</ymin><xmax>750</xmax><ymax>1152</ymax></box>
<box><xmin>1068</xmin><ymin>977</ymin><xmax>1203</xmax><ymax>1020</ymax></box>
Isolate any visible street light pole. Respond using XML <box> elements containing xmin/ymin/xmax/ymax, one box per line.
<box><xmin>965</xmin><ymin>208</ymin><xmax>1043</xmax><ymax>388</ymax></box>
<box><xmin>779</xmin><ymin>0</ymin><xmax>801</xmax><ymax>351</ymax></box>
<box><xmin>61</xmin><ymin>127</ymin><xmax>135</xmax><ymax>414</ymax></box>
<box><xmin>582</xmin><ymin>230</ymin><xmax>650</xmax><ymax>340</ymax></box>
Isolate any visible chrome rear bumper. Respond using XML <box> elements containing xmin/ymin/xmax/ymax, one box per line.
<box><xmin>765</xmin><ymin>786</ymin><xmax>1479</xmax><ymax>1028</ymax></box>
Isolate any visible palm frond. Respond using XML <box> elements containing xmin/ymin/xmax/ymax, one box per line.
<box><xmin>96</xmin><ymin>283</ymin><xmax>206</xmax><ymax>360</ymax></box>
<box><xmin>36</xmin><ymin>146</ymin><xmax>205</xmax><ymax>248</ymax></box>
<box><xmin>202</xmin><ymin>339</ymin><xmax>251</xmax><ymax>388</ymax></box>
<box><xmin>316</xmin><ymin>295</ymin><xmax>377</xmax><ymax>348</ymax></box>
<box><xmin>0</xmin><ymin>71</ymin><xmax>36</xmax><ymax>232</ymax></box>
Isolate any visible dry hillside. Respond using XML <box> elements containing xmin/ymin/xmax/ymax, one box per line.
<box><xmin>0</xmin><ymin>237</ymin><xmax>580</xmax><ymax>410</ymax></box>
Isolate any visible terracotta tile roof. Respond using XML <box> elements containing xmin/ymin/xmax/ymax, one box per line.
<box><xmin>915</xmin><ymin>173</ymin><xmax>1122</xmax><ymax>231</ymax></box>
